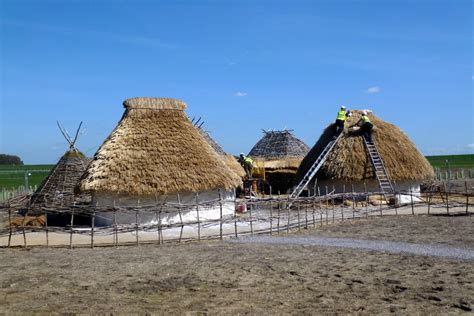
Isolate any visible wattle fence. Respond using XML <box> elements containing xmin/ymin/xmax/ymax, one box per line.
<box><xmin>0</xmin><ymin>182</ymin><xmax>472</xmax><ymax>249</ymax></box>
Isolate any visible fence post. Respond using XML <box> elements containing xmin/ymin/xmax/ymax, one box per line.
<box><xmin>351</xmin><ymin>183</ymin><xmax>355</xmax><ymax>219</ymax></box>
<box><xmin>318</xmin><ymin>186</ymin><xmax>323</xmax><ymax>226</ymax></box>
<box><xmin>218</xmin><ymin>190</ymin><xmax>223</xmax><ymax>240</ymax></box>
<box><xmin>249</xmin><ymin>196</ymin><xmax>254</xmax><ymax>235</ymax></box>
<box><xmin>136</xmin><ymin>200</ymin><xmax>140</xmax><ymax>247</ymax></box>
<box><xmin>466</xmin><ymin>181</ymin><xmax>469</xmax><ymax>214</ymax></box>
<box><xmin>297</xmin><ymin>200</ymin><xmax>301</xmax><ymax>231</ymax></box>
<box><xmin>427</xmin><ymin>186</ymin><xmax>432</xmax><ymax>215</ymax></box>
<box><xmin>22</xmin><ymin>212</ymin><xmax>27</xmax><ymax>248</ymax></box>
<box><xmin>196</xmin><ymin>193</ymin><xmax>201</xmax><ymax>241</ymax></box>
<box><xmin>113</xmin><ymin>200</ymin><xmax>118</xmax><ymax>248</ymax></box>
<box><xmin>410</xmin><ymin>187</ymin><xmax>414</xmax><ymax>215</ymax></box>
<box><xmin>277</xmin><ymin>192</ymin><xmax>281</xmax><ymax>233</ymax></box>
<box><xmin>8</xmin><ymin>207</ymin><xmax>12</xmax><ymax>248</ymax></box>
<box><xmin>331</xmin><ymin>185</ymin><xmax>335</xmax><ymax>224</ymax></box>
<box><xmin>341</xmin><ymin>184</ymin><xmax>345</xmax><ymax>222</ymax></box>
<box><xmin>44</xmin><ymin>207</ymin><xmax>48</xmax><ymax>248</ymax></box>
<box><xmin>444</xmin><ymin>182</ymin><xmax>449</xmax><ymax>215</ymax></box>
<box><xmin>286</xmin><ymin>196</ymin><xmax>290</xmax><ymax>233</ymax></box>
<box><xmin>70</xmin><ymin>203</ymin><xmax>75</xmax><ymax>249</ymax></box>
<box><xmin>364</xmin><ymin>182</ymin><xmax>368</xmax><ymax>218</ymax></box>
<box><xmin>269</xmin><ymin>198</ymin><xmax>273</xmax><ymax>234</ymax></box>
<box><xmin>178</xmin><ymin>194</ymin><xmax>184</xmax><ymax>243</ymax></box>
<box><xmin>91</xmin><ymin>210</ymin><xmax>95</xmax><ymax>249</ymax></box>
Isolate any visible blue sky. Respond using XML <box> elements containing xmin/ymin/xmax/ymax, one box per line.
<box><xmin>1</xmin><ymin>0</ymin><xmax>472</xmax><ymax>164</ymax></box>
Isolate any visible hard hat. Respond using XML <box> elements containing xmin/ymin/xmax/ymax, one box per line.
<box><xmin>340</xmin><ymin>106</ymin><xmax>346</xmax><ymax>110</ymax></box>
<box><xmin>240</xmin><ymin>152</ymin><xmax>245</xmax><ymax>156</ymax></box>
<box><xmin>362</xmin><ymin>111</ymin><xmax>367</xmax><ymax>116</ymax></box>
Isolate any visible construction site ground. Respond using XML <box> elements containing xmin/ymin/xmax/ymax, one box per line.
<box><xmin>0</xmin><ymin>213</ymin><xmax>472</xmax><ymax>314</ymax></box>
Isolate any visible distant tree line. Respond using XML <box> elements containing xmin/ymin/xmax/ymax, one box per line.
<box><xmin>0</xmin><ymin>154</ymin><xmax>24</xmax><ymax>165</ymax></box>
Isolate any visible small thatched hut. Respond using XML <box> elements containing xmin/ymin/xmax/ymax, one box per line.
<box><xmin>297</xmin><ymin>110</ymin><xmax>434</xmax><ymax>194</ymax></box>
<box><xmin>197</xmin><ymin>127</ymin><xmax>246</xmax><ymax>178</ymax></box>
<box><xmin>249</xmin><ymin>130</ymin><xmax>310</xmax><ymax>193</ymax></box>
<box><xmin>79</xmin><ymin>97</ymin><xmax>242</xmax><ymax>225</ymax></box>
<box><xmin>30</xmin><ymin>148</ymin><xmax>90</xmax><ymax>208</ymax></box>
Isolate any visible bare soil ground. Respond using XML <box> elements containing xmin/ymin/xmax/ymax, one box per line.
<box><xmin>0</xmin><ymin>215</ymin><xmax>473</xmax><ymax>314</ymax></box>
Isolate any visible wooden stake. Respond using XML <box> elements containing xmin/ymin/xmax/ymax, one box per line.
<box><xmin>364</xmin><ymin>182</ymin><xmax>368</xmax><ymax>218</ymax></box>
<box><xmin>70</xmin><ymin>206</ymin><xmax>75</xmax><ymax>249</ymax></box>
<box><xmin>218</xmin><ymin>190</ymin><xmax>223</xmax><ymax>240</ymax></box>
<box><xmin>269</xmin><ymin>198</ymin><xmax>273</xmax><ymax>235</ymax></box>
<box><xmin>91</xmin><ymin>211</ymin><xmax>95</xmax><ymax>249</ymax></box>
<box><xmin>178</xmin><ymin>194</ymin><xmax>184</xmax><ymax>243</ymax></box>
<box><xmin>8</xmin><ymin>208</ymin><xmax>12</xmax><ymax>248</ymax></box>
<box><xmin>410</xmin><ymin>187</ymin><xmax>414</xmax><ymax>215</ymax></box>
<box><xmin>44</xmin><ymin>208</ymin><xmax>48</xmax><ymax>248</ymax></box>
<box><xmin>465</xmin><ymin>181</ymin><xmax>469</xmax><ymax>214</ymax></box>
<box><xmin>196</xmin><ymin>193</ymin><xmax>201</xmax><ymax>241</ymax></box>
<box><xmin>427</xmin><ymin>186</ymin><xmax>432</xmax><ymax>215</ymax></box>
<box><xmin>341</xmin><ymin>184</ymin><xmax>345</xmax><ymax>222</ymax></box>
<box><xmin>444</xmin><ymin>182</ymin><xmax>449</xmax><ymax>215</ymax></box>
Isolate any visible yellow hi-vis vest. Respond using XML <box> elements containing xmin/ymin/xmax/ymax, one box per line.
<box><xmin>361</xmin><ymin>115</ymin><xmax>371</xmax><ymax>125</ymax></box>
<box><xmin>244</xmin><ymin>156</ymin><xmax>253</xmax><ymax>164</ymax></box>
<box><xmin>336</xmin><ymin>110</ymin><xmax>347</xmax><ymax>121</ymax></box>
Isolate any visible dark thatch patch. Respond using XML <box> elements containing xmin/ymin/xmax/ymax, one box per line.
<box><xmin>79</xmin><ymin>98</ymin><xmax>242</xmax><ymax>196</ymax></box>
<box><xmin>297</xmin><ymin>110</ymin><xmax>434</xmax><ymax>182</ymax></box>
<box><xmin>249</xmin><ymin>130</ymin><xmax>309</xmax><ymax>171</ymax></box>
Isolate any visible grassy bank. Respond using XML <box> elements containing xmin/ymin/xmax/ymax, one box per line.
<box><xmin>425</xmin><ymin>154</ymin><xmax>474</xmax><ymax>169</ymax></box>
<box><xmin>0</xmin><ymin>165</ymin><xmax>53</xmax><ymax>189</ymax></box>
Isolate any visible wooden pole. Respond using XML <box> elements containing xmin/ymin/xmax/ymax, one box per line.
<box><xmin>178</xmin><ymin>194</ymin><xmax>184</xmax><ymax>243</ymax></box>
<box><xmin>318</xmin><ymin>186</ymin><xmax>323</xmax><ymax>226</ymax></box>
<box><xmin>351</xmin><ymin>183</ymin><xmax>355</xmax><ymax>219</ymax></box>
<box><xmin>312</xmin><ymin>191</ymin><xmax>316</xmax><ymax>228</ymax></box>
<box><xmin>466</xmin><ymin>181</ymin><xmax>469</xmax><ymax>214</ymax></box>
<box><xmin>269</xmin><ymin>198</ymin><xmax>273</xmax><ymax>235</ymax></box>
<box><xmin>427</xmin><ymin>186</ymin><xmax>432</xmax><ymax>215</ymax></box>
<box><xmin>91</xmin><ymin>211</ymin><xmax>95</xmax><ymax>249</ymax></box>
<box><xmin>8</xmin><ymin>208</ymin><xmax>12</xmax><ymax>248</ymax></box>
<box><xmin>277</xmin><ymin>192</ymin><xmax>281</xmax><ymax>233</ymax></box>
<box><xmin>112</xmin><ymin>200</ymin><xmax>118</xmax><ymax>248</ymax></box>
<box><xmin>70</xmin><ymin>205</ymin><xmax>75</xmax><ymax>249</ymax></box>
<box><xmin>287</xmin><ymin>197</ymin><xmax>290</xmax><ymax>233</ymax></box>
<box><xmin>195</xmin><ymin>193</ymin><xmax>201</xmax><ymax>241</ymax></box>
<box><xmin>332</xmin><ymin>185</ymin><xmax>335</xmax><ymax>224</ymax></box>
<box><xmin>218</xmin><ymin>190</ymin><xmax>223</xmax><ymax>240</ymax></box>
<box><xmin>135</xmin><ymin>200</ymin><xmax>140</xmax><ymax>247</ymax></box>
<box><xmin>341</xmin><ymin>184</ymin><xmax>345</xmax><ymax>222</ymax></box>
<box><xmin>249</xmin><ymin>197</ymin><xmax>254</xmax><ymax>235</ymax></box>
<box><xmin>297</xmin><ymin>200</ymin><xmax>301</xmax><ymax>231</ymax></box>
<box><xmin>364</xmin><ymin>182</ymin><xmax>368</xmax><ymax>218</ymax></box>
<box><xmin>44</xmin><ymin>208</ymin><xmax>48</xmax><ymax>248</ymax></box>
<box><xmin>410</xmin><ymin>187</ymin><xmax>414</xmax><ymax>215</ymax></box>
<box><xmin>444</xmin><ymin>182</ymin><xmax>449</xmax><ymax>215</ymax></box>
<box><xmin>234</xmin><ymin>202</ymin><xmax>238</xmax><ymax>238</ymax></box>
<box><xmin>158</xmin><ymin>210</ymin><xmax>163</xmax><ymax>244</ymax></box>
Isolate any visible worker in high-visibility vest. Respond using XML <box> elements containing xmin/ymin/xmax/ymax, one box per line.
<box><xmin>335</xmin><ymin>106</ymin><xmax>348</xmax><ymax>135</ymax></box>
<box><xmin>357</xmin><ymin>111</ymin><xmax>374</xmax><ymax>142</ymax></box>
<box><xmin>238</xmin><ymin>153</ymin><xmax>254</xmax><ymax>178</ymax></box>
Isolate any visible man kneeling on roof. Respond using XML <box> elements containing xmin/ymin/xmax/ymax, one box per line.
<box><xmin>335</xmin><ymin>106</ymin><xmax>350</xmax><ymax>135</ymax></box>
<box><xmin>238</xmin><ymin>153</ymin><xmax>254</xmax><ymax>178</ymax></box>
<box><xmin>355</xmin><ymin>110</ymin><xmax>374</xmax><ymax>142</ymax></box>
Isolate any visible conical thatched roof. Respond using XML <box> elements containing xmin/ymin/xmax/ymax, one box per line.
<box><xmin>198</xmin><ymin>128</ymin><xmax>246</xmax><ymax>178</ymax></box>
<box><xmin>297</xmin><ymin>110</ymin><xmax>434</xmax><ymax>182</ymax></box>
<box><xmin>249</xmin><ymin>130</ymin><xmax>310</xmax><ymax>170</ymax></box>
<box><xmin>79</xmin><ymin>97</ymin><xmax>242</xmax><ymax>196</ymax></box>
<box><xmin>31</xmin><ymin>149</ymin><xmax>90</xmax><ymax>207</ymax></box>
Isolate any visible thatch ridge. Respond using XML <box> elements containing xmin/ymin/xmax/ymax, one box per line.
<box><xmin>79</xmin><ymin>98</ymin><xmax>242</xmax><ymax>196</ymax></box>
<box><xmin>123</xmin><ymin>97</ymin><xmax>187</xmax><ymax>110</ymax></box>
<box><xmin>297</xmin><ymin>110</ymin><xmax>434</xmax><ymax>182</ymax></box>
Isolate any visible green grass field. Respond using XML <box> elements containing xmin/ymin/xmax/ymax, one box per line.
<box><xmin>0</xmin><ymin>165</ymin><xmax>54</xmax><ymax>190</ymax></box>
<box><xmin>425</xmin><ymin>154</ymin><xmax>474</xmax><ymax>169</ymax></box>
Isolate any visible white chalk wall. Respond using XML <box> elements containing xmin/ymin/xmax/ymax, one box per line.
<box><xmin>92</xmin><ymin>189</ymin><xmax>235</xmax><ymax>227</ymax></box>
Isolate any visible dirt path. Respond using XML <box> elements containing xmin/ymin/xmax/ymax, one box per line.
<box><xmin>0</xmin><ymin>215</ymin><xmax>473</xmax><ymax>314</ymax></box>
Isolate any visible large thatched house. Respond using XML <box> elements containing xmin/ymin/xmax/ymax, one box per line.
<box><xmin>297</xmin><ymin>110</ymin><xmax>434</xmax><ymax>194</ymax></box>
<box><xmin>249</xmin><ymin>130</ymin><xmax>309</xmax><ymax>193</ymax></box>
<box><xmin>79</xmin><ymin>97</ymin><xmax>242</xmax><ymax>225</ymax></box>
<box><xmin>30</xmin><ymin>147</ymin><xmax>89</xmax><ymax>209</ymax></box>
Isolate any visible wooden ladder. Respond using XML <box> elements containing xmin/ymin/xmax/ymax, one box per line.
<box><xmin>290</xmin><ymin>132</ymin><xmax>344</xmax><ymax>199</ymax></box>
<box><xmin>363</xmin><ymin>135</ymin><xmax>394</xmax><ymax>202</ymax></box>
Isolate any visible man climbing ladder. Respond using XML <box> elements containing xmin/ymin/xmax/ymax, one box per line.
<box><xmin>335</xmin><ymin>106</ymin><xmax>348</xmax><ymax>135</ymax></box>
<box><xmin>356</xmin><ymin>110</ymin><xmax>373</xmax><ymax>142</ymax></box>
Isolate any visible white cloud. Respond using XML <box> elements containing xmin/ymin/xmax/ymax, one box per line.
<box><xmin>467</xmin><ymin>144</ymin><xmax>474</xmax><ymax>150</ymax></box>
<box><xmin>366</xmin><ymin>86</ymin><xmax>381</xmax><ymax>94</ymax></box>
<box><xmin>234</xmin><ymin>92</ymin><xmax>248</xmax><ymax>97</ymax></box>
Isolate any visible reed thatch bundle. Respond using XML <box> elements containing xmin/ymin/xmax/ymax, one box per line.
<box><xmin>297</xmin><ymin>110</ymin><xmax>434</xmax><ymax>181</ymax></box>
<box><xmin>30</xmin><ymin>149</ymin><xmax>90</xmax><ymax>207</ymax></box>
<box><xmin>249</xmin><ymin>130</ymin><xmax>310</xmax><ymax>171</ymax></box>
<box><xmin>79</xmin><ymin>97</ymin><xmax>242</xmax><ymax>196</ymax></box>
<box><xmin>198</xmin><ymin>128</ymin><xmax>246</xmax><ymax>178</ymax></box>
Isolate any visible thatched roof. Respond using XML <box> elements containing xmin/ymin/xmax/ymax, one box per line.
<box><xmin>249</xmin><ymin>130</ymin><xmax>310</xmax><ymax>170</ymax></box>
<box><xmin>197</xmin><ymin>128</ymin><xmax>246</xmax><ymax>178</ymax></box>
<box><xmin>297</xmin><ymin>110</ymin><xmax>434</xmax><ymax>182</ymax></box>
<box><xmin>79</xmin><ymin>97</ymin><xmax>242</xmax><ymax>196</ymax></box>
<box><xmin>31</xmin><ymin>149</ymin><xmax>90</xmax><ymax>207</ymax></box>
